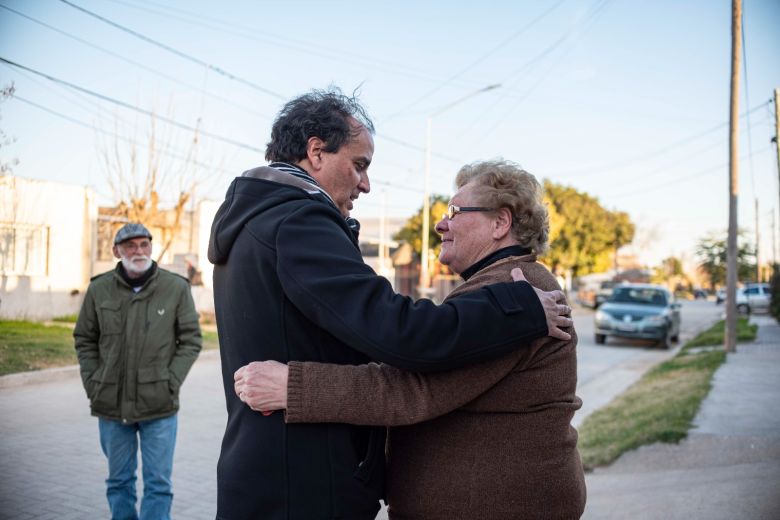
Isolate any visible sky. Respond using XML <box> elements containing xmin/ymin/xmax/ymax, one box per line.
<box><xmin>1</xmin><ymin>0</ymin><xmax>779</xmax><ymax>269</ymax></box>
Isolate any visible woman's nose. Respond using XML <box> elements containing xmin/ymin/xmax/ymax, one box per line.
<box><xmin>435</xmin><ymin>217</ymin><xmax>448</xmax><ymax>234</ymax></box>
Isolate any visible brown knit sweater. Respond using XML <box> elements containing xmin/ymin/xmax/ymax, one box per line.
<box><xmin>287</xmin><ymin>256</ymin><xmax>585</xmax><ymax>519</ymax></box>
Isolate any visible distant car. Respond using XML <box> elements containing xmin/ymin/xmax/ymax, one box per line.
<box><xmin>594</xmin><ymin>281</ymin><xmax>616</xmax><ymax>309</ymax></box>
<box><xmin>594</xmin><ymin>284</ymin><xmax>681</xmax><ymax>349</ymax></box>
<box><xmin>693</xmin><ymin>289</ymin><xmax>708</xmax><ymax>300</ymax></box>
<box><xmin>716</xmin><ymin>288</ymin><xmax>726</xmax><ymax>304</ymax></box>
<box><xmin>738</xmin><ymin>283</ymin><xmax>771</xmax><ymax>314</ymax></box>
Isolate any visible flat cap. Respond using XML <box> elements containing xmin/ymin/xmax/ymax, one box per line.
<box><xmin>114</xmin><ymin>223</ymin><xmax>153</xmax><ymax>245</ymax></box>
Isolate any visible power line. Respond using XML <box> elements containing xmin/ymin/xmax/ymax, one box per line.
<box><xmin>10</xmin><ymin>94</ymin><xmax>232</xmax><ymax>177</ymax></box>
<box><xmin>59</xmin><ymin>0</ymin><xmax>286</xmax><ymax>101</ymax></box>
<box><xmin>551</xmin><ymin>100</ymin><xmax>772</xmax><ymax>177</ymax></box>
<box><xmin>103</xmin><ymin>0</ymin><xmax>483</xmax><ymax>92</ymax></box>
<box><xmin>0</xmin><ymin>56</ymin><xmax>265</xmax><ymax>153</ymax></box>
<box><xmin>0</xmin><ymin>4</ymin><xmax>271</xmax><ymax>121</ymax></box>
<box><xmin>9</xmin><ymin>91</ymin><xmax>427</xmax><ymax>197</ymax></box>
<box><xmin>607</xmin><ymin>145</ymin><xmax>772</xmax><ymax>199</ymax></box>
<box><xmin>381</xmin><ymin>0</ymin><xmax>567</xmax><ymax>121</ymax></box>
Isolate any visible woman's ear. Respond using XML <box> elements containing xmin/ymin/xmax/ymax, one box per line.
<box><xmin>492</xmin><ymin>207</ymin><xmax>512</xmax><ymax>240</ymax></box>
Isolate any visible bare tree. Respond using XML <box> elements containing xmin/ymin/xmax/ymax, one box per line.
<box><xmin>98</xmin><ymin>106</ymin><xmax>203</xmax><ymax>263</ymax></box>
<box><xmin>1</xmin><ymin>82</ymin><xmax>19</xmax><ymax>176</ymax></box>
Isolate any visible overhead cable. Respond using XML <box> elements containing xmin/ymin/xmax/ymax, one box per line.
<box><xmin>58</xmin><ymin>0</ymin><xmax>286</xmax><ymax>100</ymax></box>
<box><xmin>0</xmin><ymin>56</ymin><xmax>264</xmax><ymax>153</ymax></box>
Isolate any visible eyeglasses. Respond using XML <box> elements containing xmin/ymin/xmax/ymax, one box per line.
<box><xmin>443</xmin><ymin>204</ymin><xmax>494</xmax><ymax>220</ymax></box>
<box><xmin>119</xmin><ymin>240</ymin><xmax>152</xmax><ymax>253</ymax></box>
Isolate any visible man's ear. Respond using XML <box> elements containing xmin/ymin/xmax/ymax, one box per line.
<box><xmin>492</xmin><ymin>207</ymin><xmax>512</xmax><ymax>240</ymax></box>
<box><xmin>112</xmin><ymin>245</ymin><xmax>121</xmax><ymax>259</ymax></box>
<box><xmin>306</xmin><ymin>136</ymin><xmax>326</xmax><ymax>170</ymax></box>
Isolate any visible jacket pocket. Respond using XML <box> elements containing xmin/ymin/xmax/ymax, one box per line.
<box><xmin>90</xmin><ymin>365</ymin><xmax>120</xmax><ymax>413</ymax></box>
<box><xmin>136</xmin><ymin>366</ymin><xmax>174</xmax><ymax>414</ymax></box>
<box><xmin>98</xmin><ymin>301</ymin><xmax>123</xmax><ymax>335</ymax></box>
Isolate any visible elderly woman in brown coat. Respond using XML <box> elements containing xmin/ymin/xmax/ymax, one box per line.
<box><xmin>235</xmin><ymin>159</ymin><xmax>586</xmax><ymax>519</ymax></box>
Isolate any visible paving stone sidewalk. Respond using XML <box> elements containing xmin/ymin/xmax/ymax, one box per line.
<box><xmin>584</xmin><ymin>314</ymin><xmax>780</xmax><ymax>520</ymax></box>
<box><xmin>0</xmin><ymin>351</ymin><xmax>225</xmax><ymax>520</ymax></box>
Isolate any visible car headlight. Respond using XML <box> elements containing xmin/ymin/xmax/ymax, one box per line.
<box><xmin>644</xmin><ymin>315</ymin><xmax>667</xmax><ymax>325</ymax></box>
<box><xmin>595</xmin><ymin>310</ymin><xmax>609</xmax><ymax>322</ymax></box>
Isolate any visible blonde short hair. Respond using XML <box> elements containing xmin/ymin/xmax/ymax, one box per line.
<box><xmin>455</xmin><ymin>159</ymin><xmax>549</xmax><ymax>254</ymax></box>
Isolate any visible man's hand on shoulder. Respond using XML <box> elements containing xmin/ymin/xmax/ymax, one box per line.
<box><xmin>511</xmin><ymin>267</ymin><xmax>572</xmax><ymax>341</ymax></box>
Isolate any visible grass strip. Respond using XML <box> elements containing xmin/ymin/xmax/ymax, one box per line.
<box><xmin>0</xmin><ymin>320</ymin><xmax>220</xmax><ymax>376</ymax></box>
<box><xmin>577</xmin><ymin>317</ymin><xmax>757</xmax><ymax>470</ymax></box>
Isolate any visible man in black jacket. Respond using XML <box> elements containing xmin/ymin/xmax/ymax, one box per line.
<box><xmin>208</xmin><ymin>88</ymin><xmax>571</xmax><ymax>520</ymax></box>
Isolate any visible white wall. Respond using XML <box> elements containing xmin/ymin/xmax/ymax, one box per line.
<box><xmin>0</xmin><ymin>176</ymin><xmax>97</xmax><ymax>320</ymax></box>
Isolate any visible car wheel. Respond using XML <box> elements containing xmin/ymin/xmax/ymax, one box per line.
<box><xmin>658</xmin><ymin>332</ymin><xmax>671</xmax><ymax>349</ymax></box>
<box><xmin>671</xmin><ymin>334</ymin><xmax>679</xmax><ymax>343</ymax></box>
<box><xmin>595</xmin><ymin>334</ymin><xmax>606</xmax><ymax>345</ymax></box>
<box><xmin>737</xmin><ymin>304</ymin><xmax>750</xmax><ymax>315</ymax></box>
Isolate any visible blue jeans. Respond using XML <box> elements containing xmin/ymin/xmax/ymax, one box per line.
<box><xmin>99</xmin><ymin>415</ymin><xmax>178</xmax><ymax>520</ymax></box>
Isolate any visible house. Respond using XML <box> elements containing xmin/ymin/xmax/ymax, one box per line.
<box><xmin>0</xmin><ymin>174</ymin><xmax>219</xmax><ymax>320</ymax></box>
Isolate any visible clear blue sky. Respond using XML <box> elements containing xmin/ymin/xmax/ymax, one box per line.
<box><xmin>1</xmin><ymin>0</ymin><xmax>779</xmax><ymax>268</ymax></box>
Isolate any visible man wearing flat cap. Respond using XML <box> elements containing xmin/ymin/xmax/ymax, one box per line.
<box><xmin>74</xmin><ymin>223</ymin><xmax>202</xmax><ymax>520</ymax></box>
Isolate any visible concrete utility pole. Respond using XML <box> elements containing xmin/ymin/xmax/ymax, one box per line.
<box><xmin>775</xmin><ymin>88</ymin><xmax>780</xmax><ymax>255</ymax></box>
<box><xmin>419</xmin><ymin>84</ymin><xmax>500</xmax><ymax>295</ymax></box>
<box><xmin>725</xmin><ymin>0</ymin><xmax>742</xmax><ymax>353</ymax></box>
<box><xmin>755</xmin><ymin>198</ymin><xmax>760</xmax><ymax>282</ymax></box>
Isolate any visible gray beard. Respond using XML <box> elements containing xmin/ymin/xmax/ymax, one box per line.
<box><xmin>121</xmin><ymin>256</ymin><xmax>152</xmax><ymax>276</ymax></box>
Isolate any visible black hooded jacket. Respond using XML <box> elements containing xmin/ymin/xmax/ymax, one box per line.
<box><xmin>208</xmin><ymin>165</ymin><xmax>548</xmax><ymax>519</ymax></box>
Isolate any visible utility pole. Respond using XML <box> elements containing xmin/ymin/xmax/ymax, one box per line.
<box><xmin>419</xmin><ymin>84</ymin><xmax>500</xmax><ymax>295</ymax></box>
<box><xmin>725</xmin><ymin>0</ymin><xmax>742</xmax><ymax>353</ymax></box>
<box><xmin>775</xmin><ymin>88</ymin><xmax>780</xmax><ymax>254</ymax></box>
<box><xmin>755</xmin><ymin>198</ymin><xmax>760</xmax><ymax>281</ymax></box>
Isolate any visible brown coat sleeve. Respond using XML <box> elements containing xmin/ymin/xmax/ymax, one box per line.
<box><xmin>285</xmin><ymin>349</ymin><xmax>524</xmax><ymax>426</ymax></box>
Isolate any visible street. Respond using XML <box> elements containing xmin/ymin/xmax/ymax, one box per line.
<box><xmin>0</xmin><ymin>301</ymin><xmax>723</xmax><ymax>519</ymax></box>
<box><xmin>573</xmin><ymin>299</ymin><xmax>723</xmax><ymax>425</ymax></box>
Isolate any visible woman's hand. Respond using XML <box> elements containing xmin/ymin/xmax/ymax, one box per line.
<box><xmin>234</xmin><ymin>360</ymin><xmax>289</xmax><ymax>414</ymax></box>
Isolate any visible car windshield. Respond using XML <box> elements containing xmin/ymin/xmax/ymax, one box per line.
<box><xmin>609</xmin><ymin>287</ymin><xmax>668</xmax><ymax>306</ymax></box>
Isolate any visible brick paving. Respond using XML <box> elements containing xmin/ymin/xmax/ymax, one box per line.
<box><xmin>0</xmin><ymin>351</ymin><xmax>225</xmax><ymax>520</ymax></box>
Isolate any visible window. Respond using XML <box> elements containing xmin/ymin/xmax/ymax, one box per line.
<box><xmin>0</xmin><ymin>224</ymin><xmax>50</xmax><ymax>276</ymax></box>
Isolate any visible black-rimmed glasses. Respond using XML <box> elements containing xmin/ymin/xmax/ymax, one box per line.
<box><xmin>443</xmin><ymin>204</ymin><xmax>495</xmax><ymax>220</ymax></box>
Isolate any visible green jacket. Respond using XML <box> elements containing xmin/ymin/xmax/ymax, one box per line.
<box><xmin>74</xmin><ymin>263</ymin><xmax>202</xmax><ymax>423</ymax></box>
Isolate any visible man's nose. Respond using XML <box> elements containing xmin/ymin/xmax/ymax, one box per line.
<box><xmin>358</xmin><ymin>172</ymin><xmax>370</xmax><ymax>194</ymax></box>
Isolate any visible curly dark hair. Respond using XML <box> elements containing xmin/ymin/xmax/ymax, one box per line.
<box><xmin>265</xmin><ymin>87</ymin><xmax>375</xmax><ymax>163</ymax></box>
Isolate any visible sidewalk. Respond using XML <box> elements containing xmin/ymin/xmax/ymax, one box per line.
<box><xmin>584</xmin><ymin>314</ymin><xmax>780</xmax><ymax>519</ymax></box>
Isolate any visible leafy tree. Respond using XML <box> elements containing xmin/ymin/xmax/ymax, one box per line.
<box><xmin>393</xmin><ymin>195</ymin><xmax>449</xmax><ymax>260</ymax></box>
<box><xmin>695</xmin><ymin>231</ymin><xmax>755</xmax><ymax>289</ymax></box>
<box><xmin>541</xmin><ymin>181</ymin><xmax>635</xmax><ymax>277</ymax></box>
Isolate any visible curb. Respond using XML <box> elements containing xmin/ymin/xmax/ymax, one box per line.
<box><xmin>0</xmin><ymin>349</ymin><xmax>221</xmax><ymax>390</ymax></box>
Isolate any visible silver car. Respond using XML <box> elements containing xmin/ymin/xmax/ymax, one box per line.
<box><xmin>594</xmin><ymin>284</ymin><xmax>682</xmax><ymax>349</ymax></box>
<box><xmin>738</xmin><ymin>283</ymin><xmax>771</xmax><ymax>314</ymax></box>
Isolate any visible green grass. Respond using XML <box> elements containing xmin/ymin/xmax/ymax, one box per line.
<box><xmin>51</xmin><ymin>314</ymin><xmax>79</xmax><ymax>323</ymax></box>
<box><xmin>684</xmin><ymin>318</ymin><xmax>758</xmax><ymax>348</ymax></box>
<box><xmin>0</xmin><ymin>320</ymin><xmax>220</xmax><ymax>376</ymax></box>
<box><xmin>0</xmin><ymin>320</ymin><xmax>78</xmax><ymax>376</ymax></box>
<box><xmin>577</xmin><ymin>317</ymin><xmax>756</xmax><ymax>470</ymax></box>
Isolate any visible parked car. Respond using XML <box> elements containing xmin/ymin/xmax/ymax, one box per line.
<box><xmin>594</xmin><ymin>284</ymin><xmax>682</xmax><ymax>349</ymax></box>
<box><xmin>716</xmin><ymin>287</ymin><xmax>726</xmax><ymax>304</ymax></box>
<box><xmin>738</xmin><ymin>283</ymin><xmax>770</xmax><ymax>314</ymax></box>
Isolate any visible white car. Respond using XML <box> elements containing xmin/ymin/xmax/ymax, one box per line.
<box><xmin>737</xmin><ymin>283</ymin><xmax>771</xmax><ymax>314</ymax></box>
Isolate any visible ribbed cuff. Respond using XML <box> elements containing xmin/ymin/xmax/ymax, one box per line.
<box><xmin>285</xmin><ymin>361</ymin><xmax>305</xmax><ymax>423</ymax></box>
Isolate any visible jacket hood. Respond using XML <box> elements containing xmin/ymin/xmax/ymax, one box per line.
<box><xmin>208</xmin><ymin>166</ymin><xmax>334</xmax><ymax>265</ymax></box>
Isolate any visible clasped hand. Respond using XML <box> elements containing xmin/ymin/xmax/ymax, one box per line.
<box><xmin>234</xmin><ymin>360</ymin><xmax>289</xmax><ymax>415</ymax></box>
